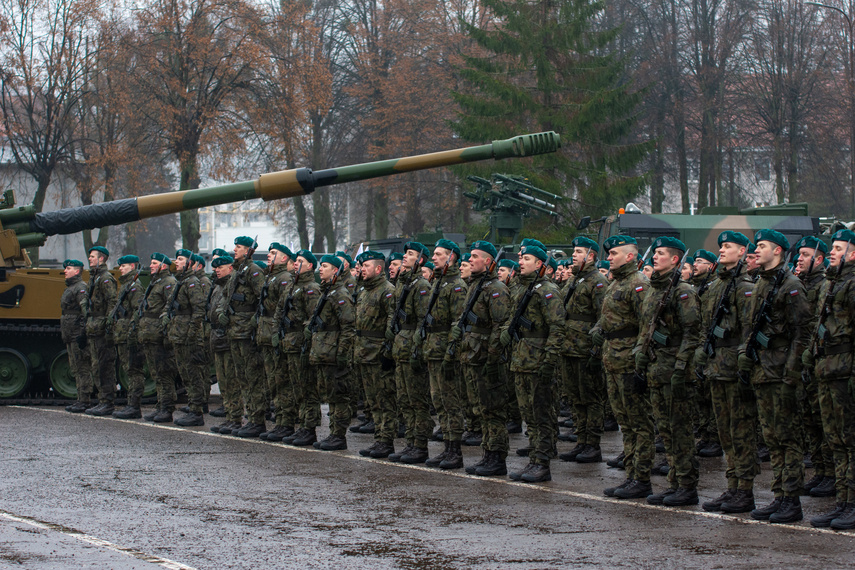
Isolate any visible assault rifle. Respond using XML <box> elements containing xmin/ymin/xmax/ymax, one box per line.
<box><xmin>563</xmin><ymin>245</ymin><xmax>594</xmax><ymax>308</ymax></box>
<box><xmin>741</xmin><ymin>251</ymin><xmax>794</xmax><ymax>368</ymax></box>
<box><xmin>502</xmin><ymin>257</ymin><xmax>551</xmax><ymax>362</ymax></box>
<box><xmin>110</xmin><ymin>270</ymin><xmax>140</xmax><ymax>322</ymax></box>
<box><xmin>382</xmin><ymin>255</ymin><xmax>425</xmax><ymax>360</ymax></box>
<box><xmin>416</xmin><ymin>257</ymin><xmax>452</xmax><ymax>344</ymax></box>
<box><xmin>279</xmin><ymin>261</ymin><xmax>303</xmax><ymax>336</ymax></box>
<box><xmin>301</xmin><ymin>265</ymin><xmax>341</xmax><ymax>355</ymax></box>
<box><xmin>807</xmin><ymin>245</ymin><xmax>848</xmax><ymax>358</ymax></box>
<box><xmin>696</xmin><ymin>256</ymin><xmax>719</xmax><ymax>297</ymax></box>
<box><xmin>636</xmin><ymin>244</ymin><xmax>653</xmax><ymax>270</ymax></box>
<box><xmin>700</xmin><ymin>250</ymin><xmax>747</xmax><ymax>361</ymax></box>
<box><xmin>447</xmin><ymin>259</ymin><xmax>497</xmax><ymax>358</ymax></box>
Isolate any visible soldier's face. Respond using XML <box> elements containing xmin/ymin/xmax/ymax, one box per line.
<box><xmin>755</xmin><ymin>241</ymin><xmax>779</xmax><ymax>269</ymax></box>
<box><xmin>319</xmin><ymin>262</ymin><xmax>337</xmax><ymax>281</ymax></box>
<box><xmin>681</xmin><ymin>262</ymin><xmax>694</xmax><ymax>280</ymax></box>
<box><xmin>497</xmin><ymin>266</ymin><xmax>511</xmax><ymax>283</ymax></box>
<box><xmin>389</xmin><ymin>260</ymin><xmax>402</xmax><ymax>278</ymax></box>
<box><xmin>460</xmin><ymin>261</ymin><xmax>471</xmax><ymax>279</ymax></box>
<box><xmin>351</xmin><ymin>266</ymin><xmax>359</xmax><ymax>278</ymax></box>
<box><xmin>572</xmin><ymin>247</ymin><xmax>593</xmax><ymax>269</ymax></box>
<box><xmin>797</xmin><ymin>247</ymin><xmax>821</xmax><ymax>273</ymax></box>
<box><xmin>829</xmin><ymin>241</ymin><xmax>854</xmax><ymax>267</ymax></box>
<box><xmin>718</xmin><ymin>242</ymin><xmax>743</xmax><ymax>266</ymax></box>
<box><xmin>469</xmin><ymin>250</ymin><xmax>490</xmax><ymax>273</ymax></box>
<box><xmin>607</xmin><ymin>245</ymin><xmax>635</xmax><ymax>270</ymax></box>
<box><xmin>403</xmin><ymin>249</ymin><xmax>421</xmax><ymax>270</ymax></box>
<box><xmin>295</xmin><ymin>257</ymin><xmax>312</xmax><ymax>274</ymax></box>
<box><xmin>519</xmin><ymin>254</ymin><xmax>542</xmax><ymax>276</ymax></box>
<box><xmin>267</xmin><ymin>250</ymin><xmax>277</xmax><ymax>265</ymax></box>
<box><xmin>119</xmin><ymin>263</ymin><xmax>136</xmax><ymax>276</ymax></box>
<box><xmin>234</xmin><ymin>244</ymin><xmax>250</xmax><ymax>261</ymax></box>
<box><xmin>175</xmin><ymin>256</ymin><xmax>190</xmax><ymax>271</ymax></box>
<box><xmin>642</xmin><ymin>265</ymin><xmax>653</xmax><ymax>278</ymax></box>
<box><xmin>150</xmin><ymin>260</ymin><xmax>165</xmax><ymax>274</ymax></box>
<box><xmin>286</xmin><ymin>258</ymin><xmax>295</xmax><ymax>272</ymax></box>
<box><xmin>432</xmin><ymin>247</ymin><xmax>451</xmax><ymax>268</ymax></box>
<box><xmin>88</xmin><ymin>251</ymin><xmax>105</xmax><ymax>268</ymax></box>
<box><xmin>601</xmin><ymin>267</ymin><xmax>612</xmax><ymax>278</ymax></box>
<box><xmin>214</xmin><ymin>264</ymin><xmax>233</xmax><ymax>279</ymax></box>
<box><xmin>693</xmin><ymin>258</ymin><xmax>713</xmax><ymax>276</ymax></box>
<box><xmin>421</xmin><ymin>266</ymin><xmax>433</xmax><ymax>280</ymax></box>
<box><xmin>361</xmin><ymin>260</ymin><xmax>383</xmax><ymax>280</ymax></box>
<box><xmin>652</xmin><ymin>247</ymin><xmax>678</xmax><ymax>273</ymax></box>
<box><xmin>64</xmin><ymin>265</ymin><xmax>80</xmax><ymax>279</ymax></box>
<box><xmin>746</xmin><ymin>253</ymin><xmax>759</xmax><ymax>271</ymax></box>
<box><xmin>337</xmin><ymin>258</ymin><xmax>350</xmax><ymax>273</ymax></box>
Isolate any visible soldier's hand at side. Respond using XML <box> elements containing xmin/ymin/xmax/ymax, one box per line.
<box><xmin>693</xmin><ymin>347</ymin><xmax>708</xmax><ymax>368</ymax></box>
<box><xmin>737</xmin><ymin>353</ymin><xmax>753</xmax><ymax>373</ymax></box>
<box><xmin>449</xmin><ymin>326</ymin><xmax>462</xmax><ymax>341</ymax></box>
<box><xmin>303</xmin><ymin>326</ymin><xmax>312</xmax><ymax>340</ymax></box>
<box><xmin>413</xmin><ymin>333</ymin><xmax>424</xmax><ymax>347</ymax></box>
<box><xmin>801</xmin><ymin>348</ymin><xmax>814</xmax><ymax>368</ymax></box>
<box><xmin>160</xmin><ymin>314</ymin><xmax>170</xmax><ymax>329</ymax></box>
<box><xmin>670</xmin><ymin>371</ymin><xmax>688</xmax><ymax>401</ymax></box>
<box><xmin>385</xmin><ymin>327</ymin><xmax>395</xmax><ymax>341</ymax></box>
<box><xmin>634</xmin><ymin>351</ymin><xmax>650</xmax><ymax>372</ymax></box>
<box><xmin>270</xmin><ymin>332</ymin><xmax>280</xmax><ymax>347</ymax></box>
<box><xmin>499</xmin><ymin>330</ymin><xmax>511</xmax><ymax>347</ymax></box>
<box><xmin>591</xmin><ymin>329</ymin><xmax>605</xmax><ymax>347</ymax></box>
<box><xmin>217</xmin><ymin>312</ymin><xmax>229</xmax><ymax>327</ymax></box>
<box><xmin>250</xmin><ymin>315</ymin><xmax>258</xmax><ymax>329</ymax></box>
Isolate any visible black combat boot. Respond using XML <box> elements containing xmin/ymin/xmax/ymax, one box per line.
<box><xmin>357</xmin><ymin>420</ymin><xmax>376</xmax><ymax>434</ymax></box>
<box><xmin>152</xmin><ymin>410</ymin><xmax>174</xmax><ymax>423</ymax></box>
<box><xmin>87</xmin><ymin>403</ymin><xmax>115</xmax><ymax>416</ymax></box>
<box><xmin>439</xmin><ymin>441</ymin><xmax>463</xmax><ymax>469</ymax></box>
<box><xmin>521</xmin><ymin>463</ymin><xmax>551</xmax><ymax>483</ymax></box>
<box><xmin>702</xmin><ymin>489</ymin><xmax>736</xmax><ymax>512</ymax></box>
<box><xmin>804</xmin><ymin>473</ymin><xmax>824</xmax><ymax>492</ymax></box>
<box><xmin>768</xmin><ymin>496</ymin><xmax>802</xmax><ymax>524</ymax></box>
<box><xmin>426</xmin><ymin>441</ymin><xmax>450</xmax><ymax>467</ymax></box>
<box><xmin>466</xmin><ymin>451</ymin><xmax>491</xmax><ymax>474</ymax></box>
<box><xmin>663</xmin><ymin>487</ymin><xmax>699</xmax><ymax>506</ymax></box>
<box><xmin>265</xmin><ymin>426</ymin><xmax>294</xmax><ymax>442</ymax></box>
<box><xmin>698</xmin><ymin>442</ymin><xmax>723</xmax><ymax>458</ymax></box>
<box><xmin>655</xmin><ymin>436</ymin><xmax>666</xmax><ymax>454</ymax></box>
<box><xmin>431</xmin><ymin>427</ymin><xmax>444</xmax><ymax>441</ymax></box>
<box><xmin>389</xmin><ymin>443</ymin><xmax>414</xmax><ymax>463</ymax></box>
<box><xmin>143</xmin><ymin>408</ymin><xmax>160</xmax><ymax>421</ymax></box>
<box><xmin>509</xmin><ymin>463</ymin><xmax>535</xmax><ymax>481</ymax></box>
<box><xmin>809</xmin><ymin>476</ymin><xmax>836</xmax><ymax>497</ymax></box>
<box><xmin>811</xmin><ymin>502</ymin><xmax>849</xmax><ymax>528</ymax></box>
<box><xmin>750</xmin><ymin>497</ymin><xmax>783</xmax><ymax>520</ymax></box>
<box><xmin>209</xmin><ymin>405</ymin><xmax>226</xmax><ymax>417</ymax></box>
<box><xmin>614</xmin><ymin>480</ymin><xmax>652</xmax><ymax>500</ymax></box>
<box><xmin>646</xmin><ymin>488</ymin><xmax>676</xmax><ymax>505</ymax></box>
<box><xmin>576</xmin><ymin>444</ymin><xmax>602</xmax><ymax>464</ymax></box>
<box><xmin>316</xmin><ymin>434</ymin><xmax>347</xmax><ymax>451</ymax></box>
<box><xmin>604</xmin><ymin>479</ymin><xmax>632</xmax><ymax>497</ymax></box>
<box><xmin>369</xmin><ymin>441</ymin><xmax>395</xmax><ymax>458</ymax></box>
<box><xmin>506</xmin><ymin>421</ymin><xmax>523</xmax><ymax>434</ymax></box>
<box><xmin>557</xmin><ymin>431</ymin><xmax>577</xmax><ymax>442</ymax></box>
<box><xmin>174</xmin><ymin>412</ymin><xmax>204</xmax><ymax>427</ymax></box>
<box><xmin>236</xmin><ymin>422</ymin><xmax>266</xmax><ymax>438</ymax></box>
<box><xmin>720</xmin><ymin>489</ymin><xmax>755</xmax><ymax>513</ymax></box>
<box><xmin>291</xmin><ymin>427</ymin><xmax>317</xmax><ymax>446</ymax></box>
<box><xmin>67</xmin><ymin>401</ymin><xmax>89</xmax><ymax>413</ymax></box>
<box><xmin>211</xmin><ymin>420</ymin><xmax>232</xmax><ymax>434</ymax></box>
<box><xmin>607</xmin><ymin>451</ymin><xmax>625</xmax><ymax>469</ymax></box>
<box><xmin>349</xmin><ymin>418</ymin><xmax>369</xmax><ymax>433</ymax></box>
<box><xmin>112</xmin><ymin>406</ymin><xmax>142</xmax><ymax>419</ymax></box>
<box><xmin>282</xmin><ymin>428</ymin><xmax>306</xmax><ymax>444</ymax></box>
<box><xmin>559</xmin><ymin>443</ymin><xmax>587</xmax><ymax>462</ymax></box>
<box><xmin>463</xmin><ymin>431</ymin><xmax>483</xmax><ymax>446</ymax></box>
<box><xmin>830</xmin><ymin>503</ymin><xmax>855</xmax><ymax>530</ymax></box>
<box><xmin>516</xmin><ymin>445</ymin><xmax>533</xmax><ymax>457</ymax></box>
<box><xmin>652</xmin><ymin>458</ymin><xmax>670</xmax><ymax>477</ymax></box>
<box><xmin>476</xmin><ymin>452</ymin><xmax>508</xmax><ymax>477</ymax></box>
<box><xmin>400</xmin><ymin>447</ymin><xmax>429</xmax><ymax>464</ymax></box>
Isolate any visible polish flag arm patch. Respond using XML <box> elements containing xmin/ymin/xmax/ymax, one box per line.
<box><xmin>635</xmin><ymin>286</ymin><xmax>644</xmax><ymax>292</ymax></box>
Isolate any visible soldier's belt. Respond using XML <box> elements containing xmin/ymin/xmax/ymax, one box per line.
<box><xmin>603</xmin><ymin>327</ymin><xmax>639</xmax><ymax>340</ymax></box>
<box><xmin>518</xmin><ymin>330</ymin><xmax>548</xmax><ymax>339</ymax></box>
<box><xmin>566</xmin><ymin>312</ymin><xmax>597</xmax><ymax>323</ymax></box>
<box><xmin>174</xmin><ymin>309</ymin><xmax>192</xmax><ymax>316</ymax></box>
<box><xmin>143</xmin><ymin>312</ymin><xmax>161</xmax><ymax>318</ymax></box>
<box><xmin>756</xmin><ymin>336</ymin><xmax>789</xmax><ymax>351</ymax></box>
<box><xmin>357</xmin><ymin>329</ymin><xmax>385</xmax><ymax>338</ymax></box>
<box><xmin>715</xmin><ymin>338</ymin><xmax>740</xmax><ymax>348</ymax></box>
<box><xmin>400</xmin><ymin>324</ymin><xmax>417</xmax><ymax>331</ymax></box>
<box><xmin>425</xmin><ymin>325</ymin><xmax>451</xmax><ymax>333</ymax></box>
<box><xmin>316</xmin><ymin>325</ymin><xmax>340</xmax><ymax>332</ymax></box>
<box><xmin>824</xmin><ymin>342</ymin><xmax>853</xmax><ymax>356</ymax></box>
<box><xmin>465</xmin><ymin>326</ymin><xmax>491</xmax><ymax>335</ymax></box>
<box><xmin>230</xmin><ymin>306</ymin><xmax>255</xmax><ymax>313</ymax></box>
<box><xmin>281</xmin><ymin>325</ymin><xmax>302</xmax><ymax>333</ymax></box>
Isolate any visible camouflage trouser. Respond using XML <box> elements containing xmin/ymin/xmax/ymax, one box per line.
<box><xmin>562</xmin><ymin>356</ymin><xmax>604</xmax><ymax>446</ymax></box>
<box><xmin>754</xmin><ymin>379</ymin><xmax>804</xmax><ymax>497</ymax></box>
<box><xmin>514</xmin><ymin>372</ymin><xmax>532</xmax><ymax>434</ymax></box>
<box><xmin>287</xmin><ymin>353</ymin><xmax>319</xmax><ymax>429</ymax></box>
<box><xmin>504</xmin><ymin>362</ymin><xmax>521</xmax><ymax>424</ymax></box>
<box><xmin>395</xmin><ymin>361</ymin><xmax>433</xmax><ymax>448</ymax></box>
<box><xmin>802</xmin><ymin>376</ymin><xmax>833</xmax><ymax>478</ymax></box>
<box><xmin>360</xmin><ymin>363</ymin><xmax>396</xmax><ymax>443</ymax></box>
<box><xmin>695</xmin><ymin>374</ymin><xmax>720</xmax><ymax>445</ymax></box>
<box><xmin>88</xmin><ymin>334</ymin><xmax>117</xmax><ymax>404</ymax></box>
<box><xmin>463</xmin><ymin>363</ymin><xmax>483</xmax><ymax>434</ymax></box>
<box><xmin>230</xmin><ymin>339</ymin><xmax>266</xmax><ymax>425</ymax></box>
<box><xmin>262</xmin><ymin>347</ymin><xmax>297</xmax><ymax>428</ymax></box>
<box><xmin>118</xmin><ymin>343</ymin><xmax>146</xmax><ymax>408</ymax></box>
<box><xmin>650</xmin><ymin>382</ymin><xmax>700</xmax><ymax>490</ymax></box>
<box><xmin>817</xmin><ymin>378</ymin><xmax>855</xmax><ymax>502</ymax></box>
<box><xmin>427</xmin><ymin>360</ymin><xmax>464</xmax><ymax>442</ymax></box>
<box><xmin>317</xmin><ymin>364</ymin><xmax>352</xmax><ymax>438</ymax></box>
<box><xmin>214</xmin><ymin>349</ymin><xmax>241</xmax><ymax>422</ymax></box>
<box><xmin>350</xmin><ymin>363</ymin><xmax>364</xmax><ymax>418</ymax></box>
<box><xmin>143</xmin><ymin>341</ymin><xmax>176</xmax><ymax>412</ymax></box>
<box><xmin>605</xmin><ymin>369</ymin><xmax>655</xmax><ymax>483</ymax></box>
<box><xmin>465</xmin><ymin>363</ymin><xmax>508</xmax><ymax>457</ymax></box>
<box><xmin>516</xmin><ymin>371</ymin><xmax>556</xmax><ymax>466</ymax></box>
<box><xmin>67</xmin><ymin>341</ymin><xmax>93</xmax><ymax>404</ymax></box>
<box><xmin>174</xmin><ymin>343</ymin><xmax>209</xmax><ymax>413</ymax></box>
<box><xmin>709</xmin><ymin>379</ymin><xmax>759</xmax><ymax>490</ymax></box>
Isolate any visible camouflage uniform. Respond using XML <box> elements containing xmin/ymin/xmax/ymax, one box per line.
<box><xmin>691</xmin><ymin>272</ymin><xmax>720</xmax><ymax>449</ymax></box>
<box><xmin>209</xmin><ymin>274</ymin><xmax>240</xmax><ymax>423</ymax></box>
<box><xmin>505</xmin><ymin>277</ymin><xmax>524</xmax><ymax>427</ymax></box>
<box><xmin>595</xmin><ymin>261</ymin><xmax>653</xmax><ymax>483</ymax></box>
<box><xmin>86</xmin><ymin>265</ymin><xmax>118</xmax><ymax>405</ymax></box>
<box><xmin>392</xmin><ymin>268</ymin><xmax>433</xmax><ymax>446</ymax></box>
<box><xmin>138</xmin><ymin>271</ymin><xmax>179</xmax><ymax>412</ymax></box>
<box><xmin>165</xmin><ymin>270</ymin><xmax>208</xmax><ymax>414</ymax></box>
<box><xmin>197</xmin><ymin>268</ymin><xmax>213</xmax><ymax>405</ymax></box>
<box><xmin>637</xmin><ymin>269</ymin><xmax>701</xmax><ymax>490</ymax></box>
<box><xmin>811</xmin><ymin>264</ymin><xmax>855</xmax><ymax>503</ymax></box>
<box><xmin>219</xmin><ymin>258</ymin><xmax>266</xmax><ymax>425</ymax></box>
<box><xmin>60</xmin><ymin>275</ymin><xmax>93</xmax><ymax>405</ymax></box>
<box><xmin>112</xmin><ymin>272</ymin><xmax>146</xmax><ymax>408</ymax></box>
<box><xmin>505</xmin><ymin>273</ymin><xmax>565</xmax><ymax>466</ymax></box>
<box><xmin>354</xmin><ymin>274</ymin><xmax>396</xmax><ymax>441</ymax></box>
<box><xmin>562</xmin><ymin>261</ymin><xmax>608</xmax><ymax>447</ymax></box>
<box><xmin>699</xmin><ymin>265</ymin><xmax>759</xmax><ymax>491</ymax></box>
<box><xmin>745</xmin><ymin>262</ymin><xmax>813</xmax><ymax>498</ymax></box>
<box><xmin>256</xmin><ymin>264</ymin><xmax>297</xmax><ymax>429</ymax></box>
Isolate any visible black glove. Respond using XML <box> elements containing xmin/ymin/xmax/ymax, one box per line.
<box><xmin>76</xmin><ymin>335</ymin><xmax>88</xmax><ymax>350</ymax></box>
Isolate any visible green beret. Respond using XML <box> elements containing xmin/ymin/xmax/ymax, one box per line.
<box><xmin>651</xmin><ymin>236</ymin><xmax>687</xmax><ymax>253</ymax></box>
<box><xmin>470</xmin><ymin>240</ymin><xmax>497</xmax><ymax>259</ymax></box>
<box><xmin>320</xmin><ymin>254</ymin><xmax>343</xmax><ymax>270</ymax></box>
<box><xmin>831</xmin><ymin>229</ymin><xmax>855</xmax><ymax>245</ymax></box>
<box><xmin>644</xmin><ymin>257</ymin><xmax>654</xmax><ymax>267</ymax></box>
<box><xmin>212</xmin><ymin>248</ymin><xmax>229</xmax><ymax>257</ymax></box>
<box><xmin>602</xmin><ymin>235</ymin><xmax>638</xmax><ymax>251</ymax></box>
<box><xmin>360</xmin><ymin>250</ymin><xmax>385</xmax><ymax>262</ymax></box>
<box><xmin>499</xmin><ymin>259</ymin><xmax>519</xmax><ymax>272</ymax></box>
<box><xmin>190</xmin><ymin>253</ymin><xmax>205</xmax><ymax>266</ymax></box>
<box><xmin>694</xmin><ymin>249</ymin><xmax>717</xmax><ymax>264</ymax></box>
<box><xmin>717</xmin><ymin>231</ymin><xmax>750</xmax><ymax>248</ymax></box>
<box><xmin>824</xmin><ymin>258</ymin><xmax>830</xmax><ymax>268</ymax></box>
<box><xmin>547</xmin><ymin>257</ymin><xmax>558</xmax><ymax>271</ymax></box>
<box><xmin>234</xmin><ymin>236</ymin><xmax>257</xmax><ymax>249</ymax></box>
<box><xmin>151</xmin><ymin>252</ymin><xmax>171</xmax><ymax>265</ymax></box>
<box><xmin>63</xmin><ymin>259</ymin><xmax>84</xmax><ymax>268</ymax></box>
<box><xmin>270</xmin><ymin>243</ymin><xmax>294</xmax><ymax>259</ymax></box>
<box><xmin>211</xmin><ymin>255</ymin><xmax>233</xmax><ymax>268</ymax></box>
<box><xmin>754</xmin><ymin>229</ymin><xmax>789</xmax><ymax>251</ymax></box>
<box><xmin>423</xmin><ymin>261</ymin><xmax>435</xmax><ymax>270</ymax></box>
<box><xmin>747</xmin><ymin>242</ymin><xmax>757</xmax><ymax>254</ymax></box>
<box><xmin>520</xmin><ymin>238</ymin><xmax>546</xmax><ymax>250</ymax></box>
<box><xmin>520</xmin><ymin>244</ymin><xmax>548</xmax><ymax>262</ymax></box>
<box><xmin>117</xmin><ymin>255</ymin><xmax>140</xmax><ymax>265</ymax></box>
<box><xmin>256</xmin><ymin>261</ymin><xmax>267</xmax><ymax>270</ymax></box>
<box><xmin>88</xmin><ymin>245</ymin><xmax>109</xmax><ymax>258</ymax></box>
<box><xmin>389</xmin><ymin>252</ymin><xmax>404</xmax><ymax>262</ymax></box>
<box><xmin>434</xmin><ymin>238</ymin><xmax>461</xmax><ymax>260</ymax></box>
<box><xmin>404</xmin><ymin>241</ymin><xmax>430</xmax><ymax>259</ymax></box>
<box><xmin>295</xmin><ymin>249</ymin><xmax>318</xmax><ymax>268</ymax></box>
<box><xmin>175</xmin><ymin>248</ymin><xmax>192</xmax><ymax>259</ymax></box>
<box><xmin>571</xmin><ymin>236</ymin><xmax>599</xmax><ymax>253</ymax></box>
<box><xmin>795</xmin><ymin>236</ymin><xmax>828</xmax><ymax>255</ymax></box>
<box><xmin>335</xmin><ymin>250</ymin><xmax>353</xmax><ymax>266</ymax></box>
<box><xmin>461</xmin><ymin>253</ymin><xmax>471</xmax><ymax>263</ymax></box>
<box><xmin>597</xmin><ymin>260</ymin><xmax>610</xmax><ymax>270</ymax></box>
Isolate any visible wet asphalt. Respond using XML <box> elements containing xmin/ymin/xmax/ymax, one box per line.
<box><xmin>1</xmin><ymin>405</ymin><xmax>853</xmax><ymax>569</ymax></box>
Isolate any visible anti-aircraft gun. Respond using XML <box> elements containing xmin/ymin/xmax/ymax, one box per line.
<box><xmin>464</xmin><ymin>173</ymin><xmax>563</xmax><ymax>244</ymax></box>
<box><xmin>0</xmin><ymin>131</ymin><xmax>561</xmax><ymax>402</ymax></box>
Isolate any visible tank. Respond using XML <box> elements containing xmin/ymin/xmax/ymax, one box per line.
<box><xmin>0</xmin><ymin>131</ymin><xmax>561</xmax><ymax>401</ymax></box>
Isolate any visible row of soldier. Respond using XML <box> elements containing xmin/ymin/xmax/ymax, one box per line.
<box><xmin>57</xmin><ymin>229</ymin><xmax>855</xmax><ymax>530</ymax></box>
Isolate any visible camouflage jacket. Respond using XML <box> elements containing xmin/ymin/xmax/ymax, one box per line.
<box><xmin>423</xmin><ymin>265</ymin><xmax>468</xmax><ymax>361</ymax></box>
<box><xmin>563</xmin><ymin>262</ymin><xmax>608</xmax><ymax>357</ymax></box>
<box><xmin>504</xmin><ymin>272</ymin><xmax>565</xmax><ymax>373</ymax></box>
<box><xmin>85</xmin><ymin>265</ymin><xmax>117</xmax><ymax>337</ymax></box>
<box><xmin>208</xmin><ymin>275</ymin><xmax>231</xmax><ymax>353</ymax></box>
<box><xmin>256</xmin><ymin>264</ymin><xmax>292</xmax><ymax>347</ymax></box>
<box><xmin>196</xmin><ymin>269</ymin><xmax>212</xmax><ymax>296</ymax></box>
<box><xmin>636</xmin><ymin>269</ymin><xmax>701</xmax><ymax>385</ymax></box>
<box><xmin>354</xmin><ymin>273</ymin><xmax>395</xmax><ymax>363</ymax></box>
<box><xmin>743</xmin><ymin>262</ymin><xmax>813</xmax><ymax>384</ymax></box>
<box><xmin>308</xmin><ymin>279</ymin><xmax>355</xmax><ymax>365</ymax></box>
<box><xmin>164</xmin><ymin>271</ymin><xmax>206</xmax><ymax>345</ymax></box>
<box><xmin>136</xmin><ymin>271</ymin><xmax>177</xmax><ymax>344</ymax></box>
<box><xmin>112</xmin><ymin>272</ymin><xmax>143</xmax><ymax>344</ymax></box>
<box><xmin>456</xmin><ymin>269</ymin><xmax>509</xmax><ymax>365</ymax></box>
<box><xmin>60</xmin><ymin>275</ymin><xmax>88</xmax><ymax>344</ymax></box>
<box><xmin>218</xmin><ymin>258</ymin><xmax>265</xmax><ymax>340</ymax></box>
<box><xmin>391</xmin><ymin>268</ymin><xmax>431</xmax><ymax>361</ymax></box>
<box><xmin>801</xmin><ymin>266</ymin><xmax>827</xmax><ymax>308</ymax></box>
<box><xmin>273</xmin><ymin>270</ymin><xmax>319</xmax><ymax>354</ymax></box>
<box><xmin>698</xmin><ymin>265</ymin><xmax>754</xmax><ymax>381</ymax></box>
<box><xmin>594</xmin><ymin>261</ymin><xmax>647</xmax><ymax>374</ymax></box>
<box><xmin>340</xmin><ymin>272</ymin><xmax>358</xmax><ymax>303</ymax></box>
<box><xmin>812</xmin><ymin>263</ymin><xmax>855</xmax><ymax>381</ymax></box>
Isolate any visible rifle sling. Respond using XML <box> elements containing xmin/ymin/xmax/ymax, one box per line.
<box><xmin>356</xmin><ymin>330</ymin><xmax>385</xmax><ymax>338</ymax></box>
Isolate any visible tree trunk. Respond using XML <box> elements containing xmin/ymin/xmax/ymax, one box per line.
<box><xmin>773</xmin><ymin>137</ymin><xmax>785</xmax><ymax>203</ymax></box>
<box><xmin>179</xmin><ymin>155</ymin><xmax>201</xmax><ymax>251</ymax></box>
<box><xmin>311</xmin><ymin>190</ymin><xmax>335</xmax><ymax>251</ymax></box>
<box><xmin>374</xmin><ymin>186</ymin><xmax>389</xmax><ymax>239</ymax></box>
<box><xmin>651</xmin><ymin>134</ymin><xmax>665</xmax><ymax>214</ymax></box>
<box><xmin>294</xmin><ymin>196</ymin><xmax>310</xmax><ymax>250</ymax></box>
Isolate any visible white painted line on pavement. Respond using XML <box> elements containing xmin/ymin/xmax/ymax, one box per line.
<box><xmin>0</xmin><ymin>509</ymin><xmax>197</xmax><ymax>570</ymax></box>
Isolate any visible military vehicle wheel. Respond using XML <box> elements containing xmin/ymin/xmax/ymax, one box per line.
<box><xmin>117</xmin><ymin>361</ymin><xmax>156</xmax><ymax>398</ymax></box>
<box><xmin>49</xmin><ymin>350</ymin><xmax>78</xmax><ymax>399</ymax></box>
<box><xmin>0</xmin><ymin>348</ymin><xmax>32</xmax><ymax>398</ymax></box>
